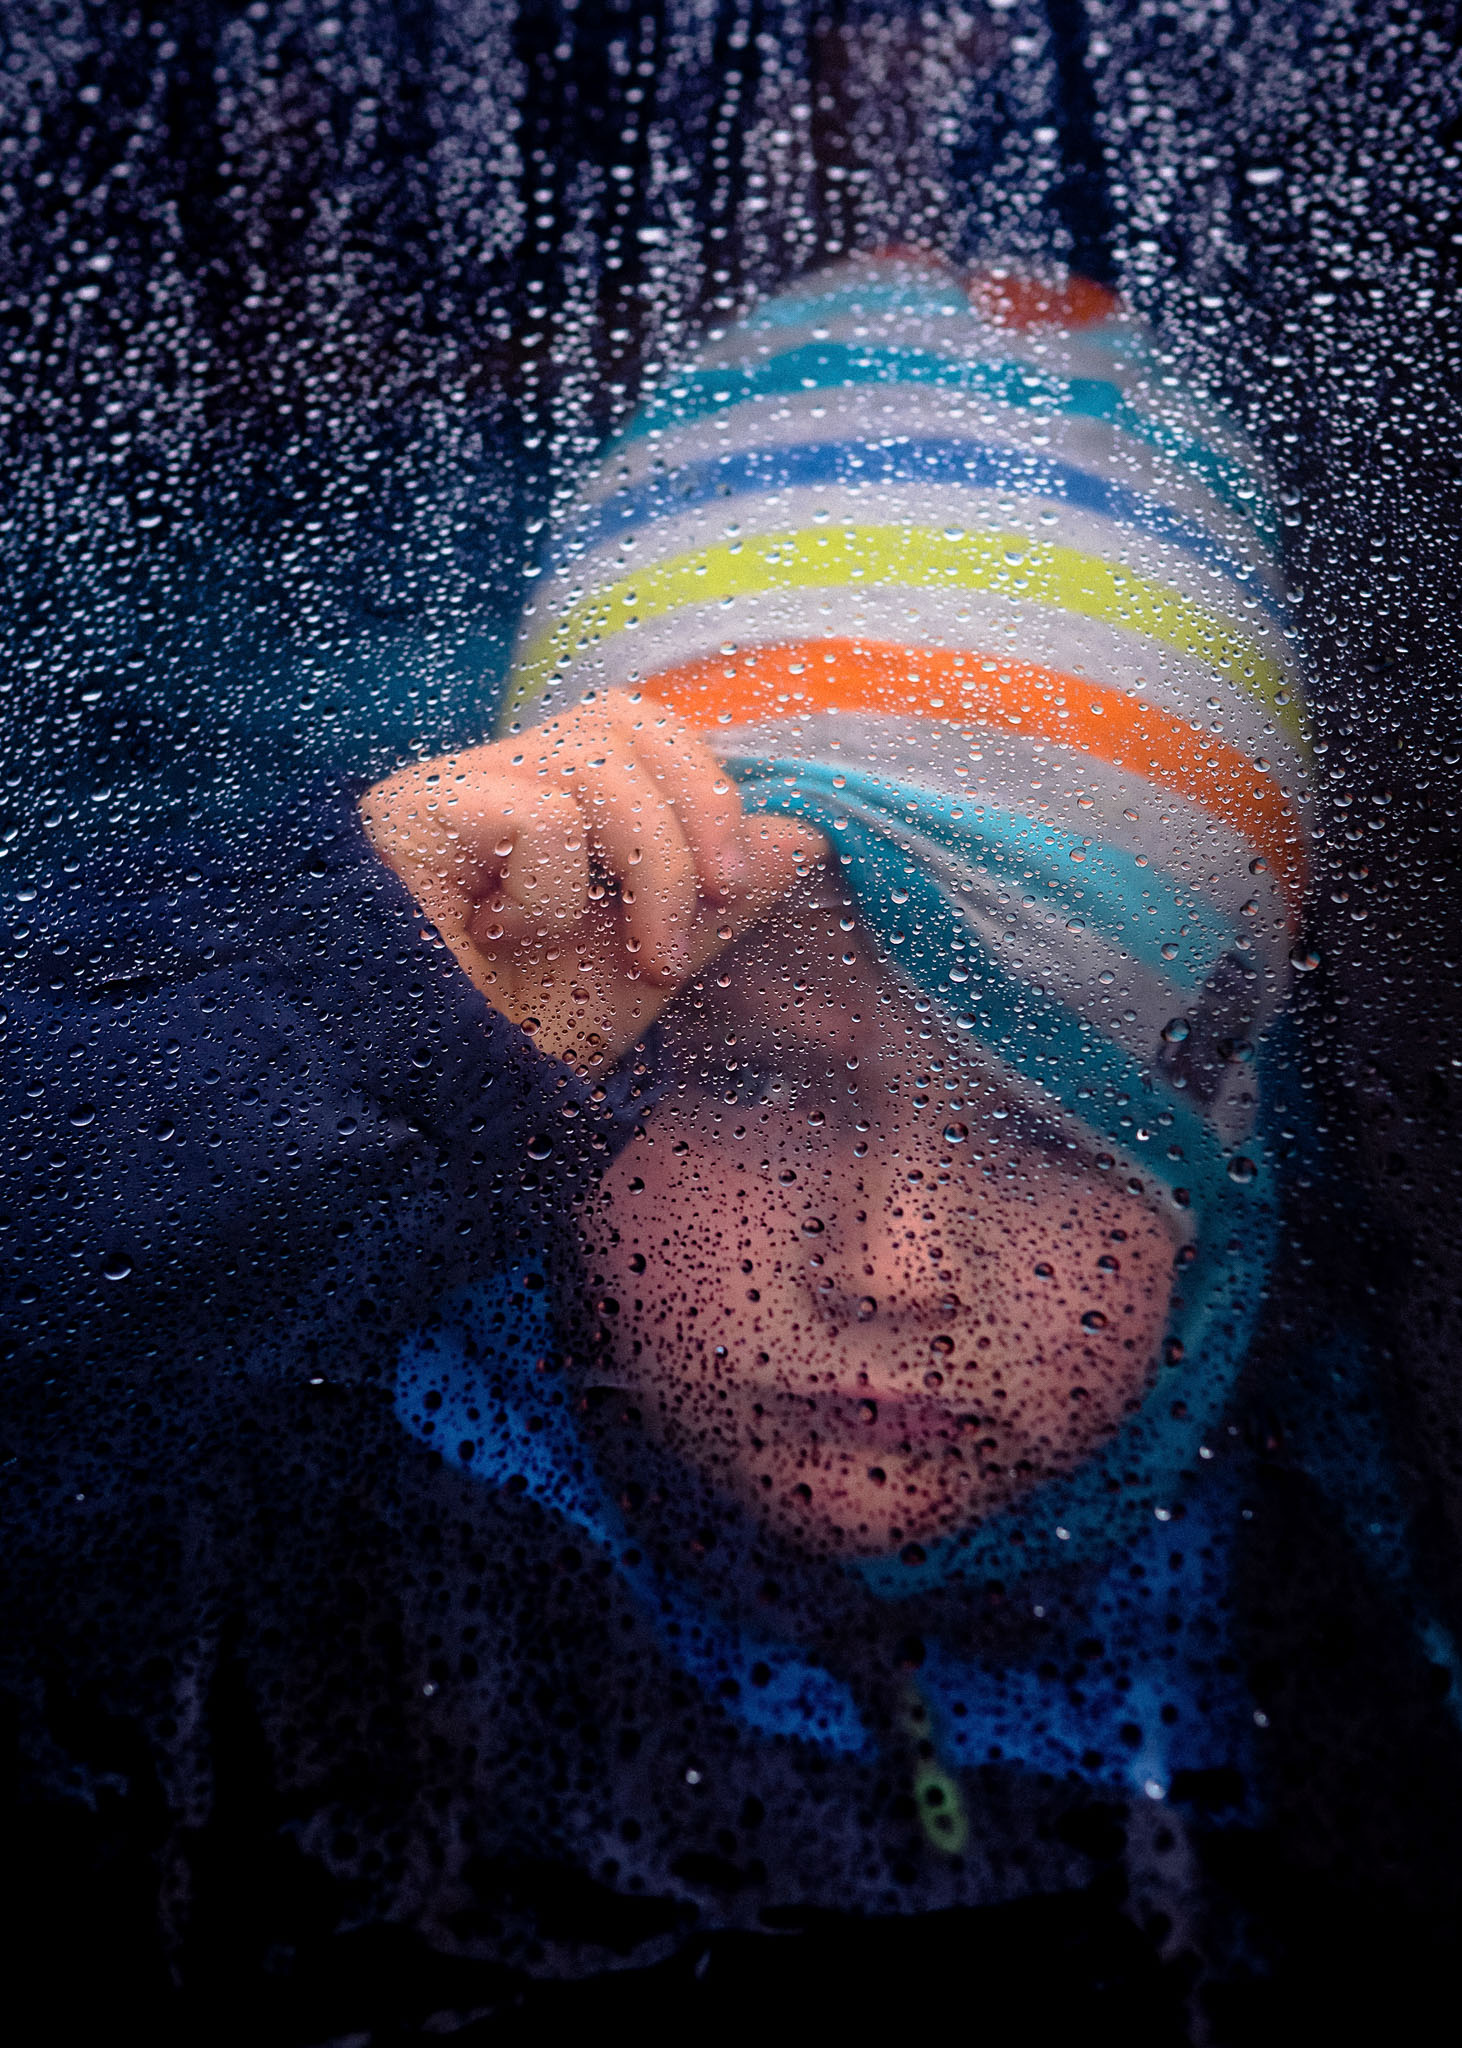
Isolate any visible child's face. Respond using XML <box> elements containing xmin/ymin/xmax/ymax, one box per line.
<box><xmin>588</xmin><ymin>890</ymin><xmax>1176</xmax><ymax>1557</ymax></box>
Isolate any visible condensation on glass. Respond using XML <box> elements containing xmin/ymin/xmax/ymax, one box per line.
<box><xmin>2</xmin><ymin>2</ymin><xmax>1461</xmax><ymax>2033</ymax></box>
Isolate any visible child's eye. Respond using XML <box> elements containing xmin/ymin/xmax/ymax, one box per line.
<box><xmin>723</xmin><ymin>1064</ymin><xmax>782</xmax><ymax>1106</ymax></box>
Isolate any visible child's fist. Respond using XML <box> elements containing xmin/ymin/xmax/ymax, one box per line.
<box><xmin>360</xmin><ymin>691</ymin><xmax>826</xmax><ymax>1071</ymax></box>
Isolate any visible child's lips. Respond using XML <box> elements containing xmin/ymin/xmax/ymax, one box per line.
<box><xmin>749</xmin><ymin>1384</ymin><xmax>991</xmax><ymax>1456</ymax></box>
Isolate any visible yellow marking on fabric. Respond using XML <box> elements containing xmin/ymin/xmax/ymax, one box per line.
<box><xmin>503</xmin><ymin>525</ymin><xmax>1300</xmax><ymax>745</ymax></box>
<box><xmin>897</xmin><ymin>1678</ymin><xmax>970</xmax><ymax>1857</ymax></box>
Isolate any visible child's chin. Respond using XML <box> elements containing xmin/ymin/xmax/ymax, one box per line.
<box><xmin>736</xmin><ymin>1455</ymin><xmax>1014</xmax><ymax>1561</ymax></box>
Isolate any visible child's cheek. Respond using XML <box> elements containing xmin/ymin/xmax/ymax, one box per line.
<box><xmin>986</xmin><ymin>1191</ymin><xmax>1175</xmax><ymax>1457</ymax></box>
<box><xmin>594</xmin><ymin>1133</ymin><xmax>744</xmax><ymax>1343</ymax></box>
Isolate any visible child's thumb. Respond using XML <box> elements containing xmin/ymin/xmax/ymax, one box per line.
<box><xmin>678</xmin><ymin>816</ymin><xmax>828</xmax><ymax>984</ymax></box>
<box><xmin>744</xmin><ymin>816</ymin><xmax>829</xmax><ymax>908</ymax></box>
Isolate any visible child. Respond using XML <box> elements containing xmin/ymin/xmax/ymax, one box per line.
<box><xmin>363</xmin><ymin>252</ymin><xmax>1319</xmax><ymax>1889</ymax></box>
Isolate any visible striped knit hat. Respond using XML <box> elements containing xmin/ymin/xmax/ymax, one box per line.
<box><xmin>498</xmin><ymin>253</ymin><xmax>1312</xmax><ymax>1586</ymax></box>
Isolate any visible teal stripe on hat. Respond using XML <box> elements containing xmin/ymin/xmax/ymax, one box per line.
<box><xmin>739</xmin><ymin>278</ymin><xmax>975</xmax><ymax>330</ymax></box>
<box><xmin>727</xmin><ymin>761</ymin><xmax>1232</xmax><ymax>997</ymax></box>
<box><xmin>617</xmin><ymin>341</ymin><xmax>1276</xmax><ymax>543</ymax></box>
<box><xmin>731</xmin><ymin>764</ymin><xmax>1224</xmax><ymax>1180</ymax></box>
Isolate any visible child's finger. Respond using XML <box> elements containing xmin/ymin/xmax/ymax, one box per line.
<box><xmin>680</xmin><ymin>817</ymin><xmax>829</xmax><ymax>979</ymax></box>
<box><xmin>359</xmin><ymin>766</ymin><xmax>488</xmax><ymax>934</ymax></box>
<box><xmin>358</xmin><ymin>766</ymin><xmax>444</xmax><ymax>873</ymax></box>
<box><xmin>582</xmin><ymin>755</ymin><xmax>699</xmax><ymax>980</ymax></box>
<box><xmin>390</xmin><ymin>767</ymin><xmax>544</xmax><ymax>917</ymax></box>
<box><xmin>730</xmin><ymin>814</ymin><xmax>827</xmax><ymax>922</ymax></box>
<box><xmin>629</xmin><ymin>707</ymin><xmax>750</xmax><ymax>901</ymax></box>
<box><xmin>490</xmin><ymin>786</ymin><xmax>592</xmax><ymax>937</ymax></box>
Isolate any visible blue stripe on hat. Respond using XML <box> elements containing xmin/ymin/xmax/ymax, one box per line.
<box><xmin>616</xmin><ymin>342</ymin><xmax>1277</xmax><ymax>543</ymax></box>
<box><xmin>551</xmin><ymin>440</ymin><xmax>1286</xmax><ymax>621</ymax></box>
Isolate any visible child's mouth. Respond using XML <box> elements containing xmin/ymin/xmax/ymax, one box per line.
<box><xmin>750</xmin><ymin>1385</ymin><xmax>997</xmax><ymax>1457</ymax></box>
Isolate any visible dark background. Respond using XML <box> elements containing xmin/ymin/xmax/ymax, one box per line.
<box><xmin>2</xmin><ymin>2</ymin><xmax>1462</xmax><ymax>2038</ymax></box>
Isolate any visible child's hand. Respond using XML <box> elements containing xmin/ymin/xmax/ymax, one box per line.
<box><xmin>360</xmin><ymin>691</ymin><xmax>826</xmax><ymax>1072</ymax></box>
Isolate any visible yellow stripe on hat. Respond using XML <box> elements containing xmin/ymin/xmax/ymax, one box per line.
<box><xmin>504</xmin><ymin>524</ymin><xmax>1300</xmax><ymax>746</ymax></box>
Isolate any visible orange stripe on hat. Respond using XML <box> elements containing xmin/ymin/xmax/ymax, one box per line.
<box><xmin>641</xmin><ymin>637</ymin><xmax>1308</xmax><ymax>921</ymax></box>
<box><xmin>845</xmin><ymin>252</ymin><xmax>1120</xmax><ymax>331</ymax></box>
<box><xmin>965</xmin><ymin>268</ymin><xmax>1121</xmax><ymax>332</ymax></box>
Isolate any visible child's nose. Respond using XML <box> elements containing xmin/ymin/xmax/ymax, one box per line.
<box><xmin>815</xmin><ymin>1165</ymin><xmax>955</xmax><ymax>1304</ymax></box>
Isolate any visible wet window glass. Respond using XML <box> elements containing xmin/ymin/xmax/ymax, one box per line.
<box><xmin>5</xmin><ymin>3</ymin><xmax>1462</xmax><ymax>2037</ymax></box>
